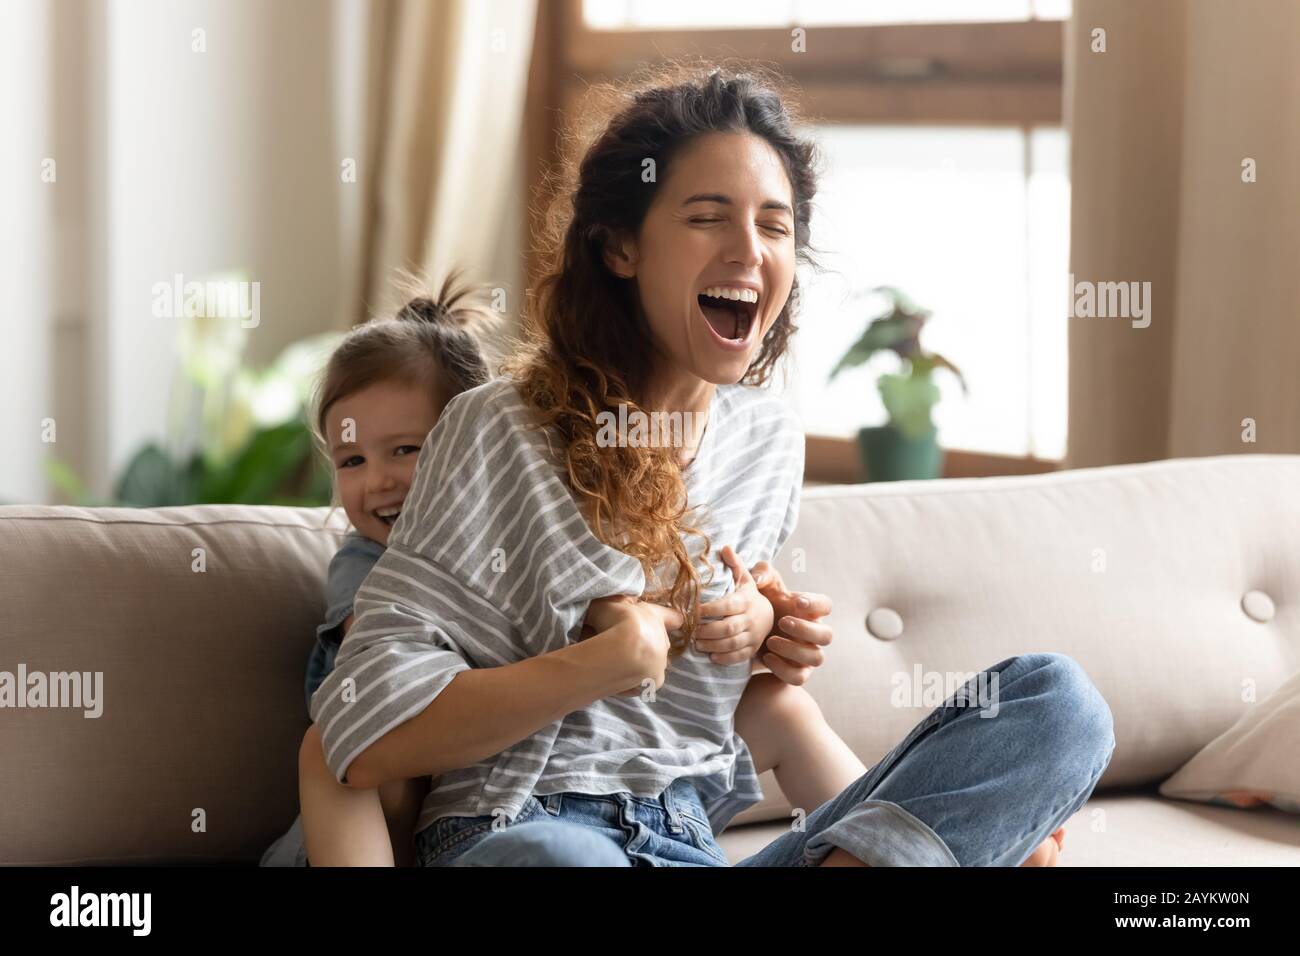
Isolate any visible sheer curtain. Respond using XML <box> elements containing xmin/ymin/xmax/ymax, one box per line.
<box><xmin>349</xmin><ymin>0</ymin><xmax>538</xmax><ymax>327</ymax></box>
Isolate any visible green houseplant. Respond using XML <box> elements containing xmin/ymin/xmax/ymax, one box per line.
<box><xmin>828</xmin><ymin>286</ymin><xmax>967</xmax><ymax>482</ymax></box>
<box><xmin>46</xmin><ymin>278</ymin><xmax>343</xmax><ymax>507</ymax></box>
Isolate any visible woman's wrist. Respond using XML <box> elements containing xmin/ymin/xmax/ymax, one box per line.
<box><xmin>567</xmin><ymin>622</ymin><xmax>648</xmax><ymax>700</ymax></box>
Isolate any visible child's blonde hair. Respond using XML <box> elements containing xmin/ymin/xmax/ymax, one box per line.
<box><xmin>311</xmin><ymin>268</ymin><xmax>498</xmax><ymax>484</ymax></box>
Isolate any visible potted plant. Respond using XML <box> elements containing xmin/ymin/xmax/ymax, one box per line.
<box><xmin>828</xmin><ymin>286</ymin><xmax>967</xmax><ymax>482</ymax></box>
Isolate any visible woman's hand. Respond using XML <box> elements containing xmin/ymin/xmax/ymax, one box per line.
<box><xmin>695</xmin><ymin>546</ymin><xmax>776</xmax><ymax>665</ymax></box>
<box><xmin>749</xmin><ymin>561</ymin><xmax>832</xmax><ymax>687</ymax></box>
<box><xmin>580</xmin><ymin>594</ymin><xmax>639</xmax><ymax>637</ymax></box>
<box><xmin>580</xmin><ymin>594</ymin><xmax>679</xmax><ymax>697</ymax></box>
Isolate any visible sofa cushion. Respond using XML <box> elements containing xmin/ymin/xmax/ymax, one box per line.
<box><xmin>0</xmin><ymin>504</ymin><xmax>347</xmax><ymax>864</ymax></box>
<box><xmin>1159</xmin><ymin>667</ymin><xmax>1300</xmax><ymax>813</ymax></box>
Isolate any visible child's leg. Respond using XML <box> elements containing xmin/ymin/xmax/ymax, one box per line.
<box><xmin>734</xmin><ymin>673</ymin><xmax>867</xmax><ymax>814</ymax></box>
<box><xmin>377</xmin><ymin>776</ymin><xmax>430</xmax><ymax>868</ymax></box>
<box><xmin>299</xmin><ymin>722</ymin><xmax>398</xmax><ymax>866</ymax></box>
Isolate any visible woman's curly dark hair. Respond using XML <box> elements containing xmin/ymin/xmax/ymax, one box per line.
<box><xmin>503</xmin><ymin>60</ymin><xmax>823</xmax><ymax>655</ymax></box>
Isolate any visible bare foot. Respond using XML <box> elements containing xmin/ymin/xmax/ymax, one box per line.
<box><xmin>1019</xmin><ymin>827</ymin><xmax>1066</xmax><ymax>867</ymax></box>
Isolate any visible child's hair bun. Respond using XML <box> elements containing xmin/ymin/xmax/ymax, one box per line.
<box><xmin>393</xmin><ymin>268</ymin><xmax>496</xmax><ymax>336</ymax></box>
<box><xmin>399</xmin><ymin>296</ymin><xmax>455</xmax><ymax>326</ymax></box>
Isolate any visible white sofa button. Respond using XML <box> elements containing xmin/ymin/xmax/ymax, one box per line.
<box><xmin>1241</xmin><ymin>590</ymin><xmax>1275</xmax><ymax>623</ymax></box>
<box><xmin>867</xmin><ymin>607</ymin><xmax>904</xmax><ymax>640</ymax></box>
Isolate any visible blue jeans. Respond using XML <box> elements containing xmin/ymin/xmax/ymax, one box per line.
<box><xmin>415</xmin><ymin>653</ymin><xmax>1116</xmax><ymax>867</ymax></box>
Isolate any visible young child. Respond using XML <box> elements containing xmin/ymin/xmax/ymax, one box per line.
<box><xmin>260</xmin><ymin>270</ymin><xmax>497</xmax><ymax>867</ymax></box>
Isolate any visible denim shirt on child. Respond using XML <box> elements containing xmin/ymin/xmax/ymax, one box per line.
<box><xmin>303</xmin><ymin>531</ymin><xmax>385</xmax><ymax>712</ymax></box>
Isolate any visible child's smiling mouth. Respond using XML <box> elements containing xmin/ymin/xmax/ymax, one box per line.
<box><xmin>374</xmin><ymin>505</ymin><xmax>402</xmax><ymax>527</ymax></box>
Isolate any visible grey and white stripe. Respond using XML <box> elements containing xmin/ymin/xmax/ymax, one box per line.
<box><xmin>310</xmin><ymin>376</ymin><xmax>804</xmax><ymax>836</ymax></box>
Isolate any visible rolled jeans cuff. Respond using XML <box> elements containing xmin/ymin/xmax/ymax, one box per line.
<box><xmin>804</xmin><ymin>799</ymin><xmax>959</xmax><ymax>867</ymax></box>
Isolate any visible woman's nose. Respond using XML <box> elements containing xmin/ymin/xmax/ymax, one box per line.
<box><xmin>723</xmin><ymin>222</ymin><xmax>764</xmax><ymax>268</ymax></box>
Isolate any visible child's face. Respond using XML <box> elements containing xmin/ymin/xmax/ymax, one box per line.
<box><xmin>325</xmin><ymin>380</ymin><xmax>440</xmax><ymax>546</ymax></box>
<box><xmin>604</xmin><ymin>131</ymin><xmax>797</xmax><ymax>395</ymax></box>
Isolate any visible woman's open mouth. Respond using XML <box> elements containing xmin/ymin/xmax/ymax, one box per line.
<box><xmin>697</xmin><ymin>287</ymin><xmax>759</xmax><ymax>349</ymax></box>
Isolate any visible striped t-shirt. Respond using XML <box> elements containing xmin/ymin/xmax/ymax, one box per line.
<box><xmin>309</xmin><ymin>375</ymin><xmax>804</xmax><ymax>836</ymax></box>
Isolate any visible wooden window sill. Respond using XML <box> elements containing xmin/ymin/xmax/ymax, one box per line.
<box><xmin>805</xmin><ymin>434</ymin><xmax>1061</xmax><ymax>483</ymax></box>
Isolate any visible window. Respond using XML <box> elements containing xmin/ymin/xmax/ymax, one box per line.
<box><xmin>781</xmin><ymin>124</ymin><xmax>1069</xmax><ymax>459</ymax></box>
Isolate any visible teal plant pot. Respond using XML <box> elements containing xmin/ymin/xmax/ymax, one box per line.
<box><xmin>857</xmin><ymin>424</ymin><xmax>944</xmax><ymax>482</ymax></box>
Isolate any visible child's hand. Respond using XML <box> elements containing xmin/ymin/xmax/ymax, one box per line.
<box><xmin>695</xmin><ymin>545</ymin><xmax>775</xmax><ymax>665</ymax></box>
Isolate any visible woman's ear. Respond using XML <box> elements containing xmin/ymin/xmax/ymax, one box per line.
<box><xmin>601</xmin><ymin>230</ymin><xmax>639</xmax><ymax>280</ymax></box>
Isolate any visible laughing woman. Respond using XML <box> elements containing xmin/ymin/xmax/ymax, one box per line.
<box><xmin>304</xmin><ymin>65</ymin><xmax>1115</xmax><ymax>867</ymax></box>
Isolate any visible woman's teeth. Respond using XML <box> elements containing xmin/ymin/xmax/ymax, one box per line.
<box><xmin>700</xmin><ymin>286</ymin><xmax>758</xmax><ymax>304</ymax></box>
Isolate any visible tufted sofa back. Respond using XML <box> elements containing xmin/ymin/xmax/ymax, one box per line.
<box><xmin>753</xmin><ymin>454</ymin><xmax>1300</xmax><ymax>829</ymax></box>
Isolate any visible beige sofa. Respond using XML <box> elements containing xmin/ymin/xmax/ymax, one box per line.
<box><xmin>3</xmin><ymin>454</ymin><xmax>1299</xmax><ymax>865</ymax></box>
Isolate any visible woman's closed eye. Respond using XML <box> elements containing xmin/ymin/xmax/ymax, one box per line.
<box><xmin>688</xmin><ymin>216</ymin><xmax>789</xmax><ymax>236</ymax></box>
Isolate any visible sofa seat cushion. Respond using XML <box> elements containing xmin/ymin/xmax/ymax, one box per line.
<box><xmin>715</xmin><ymin>791</ymin><xmax>1300</xmax><ymax>866</ymax></box>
